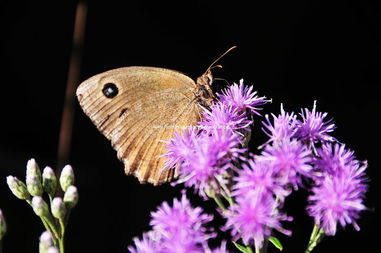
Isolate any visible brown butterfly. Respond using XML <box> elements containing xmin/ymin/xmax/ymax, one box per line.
<box><xmin>76</xmin><ymin>47</ymin><xmax>236</xmax><ymax>185</ymax></box>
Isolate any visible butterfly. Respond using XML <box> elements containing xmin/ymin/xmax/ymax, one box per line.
<box><xmin>76</xmin><ymin>47</ymin><xmax>235</xmax><ymax>185</ymax></box>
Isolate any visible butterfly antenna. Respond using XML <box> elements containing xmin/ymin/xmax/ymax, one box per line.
<box><xmin>206</xmin><ymin>46</ymin><xmax>237</xmax><ymax>72</ymax></box>
<box><xmin>214</xmin><ymin>77</ymin><xmax>231</xmax><ymax>86</ymax></box>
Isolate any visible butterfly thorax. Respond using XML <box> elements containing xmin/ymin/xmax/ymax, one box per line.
<box><xmin>195</xmin><ymin>70</ymin><xmax>215</xmax><ymax>107</ymax></box>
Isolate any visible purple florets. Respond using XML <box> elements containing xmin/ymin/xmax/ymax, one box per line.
<box><xmin>259</xmin><ymin>139</ymin><xmax>313</xmax><ymax>190</ymax></box>
<box><xmin>232</xmin><ymin>158</ymin><xmax>290</xmax><ymax>202</ymax></box>
<box><xmin>199</xmin><ymin>102</ymin><xmax>252</xmax><ymax>133</ymax></box>
<box><xmin>313</xmin><ymin>143</ymin><xmax>357</xmax><ymax>177</ymax></box>
<box><xmin>224</xmin><ymin>193</ymin><xmax>292</xmax><ymax>249</ymax></box>
<box><xmin>129</xmin><ymin>193</ymin><xmax>216</xmax><ymax>253</ymax></box>
<box><xmin>307</xmin><ymin>144</ymin><xmax>367</xmax><ymax>235</ymax></box>
<box><xmin>218</xmin><ymin>79</ymin><xmax>270</xmax><ymax>116</ymax></box>
<box><xmin>294</xmin><ymin>101</ymin><xmax>336</xmax><ymax>149</ymax></box>
<box><xmin>180</xmin><ymin>130</ymin><xmax>244</xmax><ymax>198</ymax></box>
<box><xmin>261</xmin><ymin>104</ymin><xmax>297</xmax><ymax>146</ymax></box>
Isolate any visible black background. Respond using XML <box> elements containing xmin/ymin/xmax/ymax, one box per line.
<box><xmin>0</xmin><ymin>0</ymin><xmax>379</xmax><ymax>252</ymax></box>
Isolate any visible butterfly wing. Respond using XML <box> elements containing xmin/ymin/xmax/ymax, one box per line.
<box><xmin>77</xmin><ymin>67</ymin><xmax>201</xmax><ymax>185</ymax></box>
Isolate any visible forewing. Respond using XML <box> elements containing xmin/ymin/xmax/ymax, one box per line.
<box><xmin>77</xmin><ymin>67</ymin><xmax>201</xmax><ymax>185</ymax></box>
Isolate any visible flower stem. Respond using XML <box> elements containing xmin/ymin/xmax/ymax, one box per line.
<box><xmin>305</xmin><ymin>224</ymin><xmax>325</xmax><ymax>253</ymax></box>
<box><xmin>59</xmin><ymin>238</ymin><xmax>65</xmax><ymax>253</ymax></box>
<box><xmin>212</xmin><ymin>195</ymin><xmax>227</xmax><ymax>211</ymax></box>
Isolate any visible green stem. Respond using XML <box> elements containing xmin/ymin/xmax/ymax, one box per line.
<box><xmin>58</xmin><ymin>217</ymin><xmax>66</xmax><ymax>252</ymax></box>
<box><xmin>212</xmin><ymin>195</ymin><xmax>227</xmax><ymax>211</ymax></box>
<box><xmin>59</xmin><ymin>238</ymin><xmax>65</xmax><ymax>253</ymax></box>
<box><xmin>305</xmin><ymin>225</ymin><xmax>325</xmax><ymax>253</ymax></box>
<box><xmin>26</xmin><ymin>200</ymin><xmax>58</xmax><ymax>242</ymax></box>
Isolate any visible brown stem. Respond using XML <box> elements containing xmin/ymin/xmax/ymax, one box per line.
<box><xmin>57</xmin><ymin>1</ymin><xmax>88</xmax><ymax>178</ymax></box>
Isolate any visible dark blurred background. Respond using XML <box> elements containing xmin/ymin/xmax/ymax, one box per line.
<box><xmin>0</xmin><ymin>0</ymin><xmax>379</xmax><ymax>252</ymax></box>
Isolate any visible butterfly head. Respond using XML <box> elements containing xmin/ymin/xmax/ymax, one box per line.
<box><xmin>195</xmin><ymin>69</ymin><xmax>215</xmax><ymax>107</ymax></box>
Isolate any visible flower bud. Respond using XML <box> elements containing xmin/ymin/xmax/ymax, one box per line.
<box><xmin>32</xmin><ymin>196</ymin><xmax>49</xmax><ymax>218</ymax></box>
<box><xmin>39</xmin><ymin>231</ymin><xmax>54</xmax><ymax>253</ymax></box>
<box><xmin>60</xmin><ymin>165</ymin><xmax>74</xmax><ymax>192</ymax></box>
<box><xmin>47</xmin><ymin>247</ymin><xmax>59</xmax><ymax>253</ymax></box>
<box><xmin>27</xmin><ymin>158</ymin><xmax>42</xmax><ymax>181</ymax></box>
<box><xmin>64</xmin><ymin>185</ymin><xmax>78</xmax><ymax>209</ymax></box>
<box><xmin>26</xmin><ymin>174</ymin><xmax>43</xmax><ymax>196</ymax></box>
<box><xmin>42</xmin><ymin>167</ymin><xmax>57</xmax><ymax>196</ymax></box>
<box><xmin>6</xmin><ymin>176</ymin><xmax>31</xmax><ymax>200</ymax></box>
<box><xmin>0</xmin><ymin>209</ymin><xmax>6</xmax><ymax>240</ymax></box>
<box><xmin>51</xmin><ymin>197</ymin><xmax>66</xmax><ymax>220</ymax></box>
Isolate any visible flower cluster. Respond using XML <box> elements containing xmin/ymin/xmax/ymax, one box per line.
<box><xmin>128</xmin><ymin>192</ymin><xmax>226</xmax><ymax>253</ymax></box>
<box><xmin>159</xmin><ymin>81</ymin><xmax>367</xmax><ymax>252</ymax></box>
<box><xmin>164</xmin><ymin>80</ymin><xmax>269</xmax><ymax>199</ymax></box>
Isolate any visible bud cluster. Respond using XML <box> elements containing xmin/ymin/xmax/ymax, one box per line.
<box><xmin>5</xmin><ymin>158</ymin><xmax>79</xmax><ymax>253</ymax></box>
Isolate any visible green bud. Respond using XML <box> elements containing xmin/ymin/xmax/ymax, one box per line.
<box><xmin>32</xmin><ymin>196</ymin><xmax>49</xmax><ymax>218</ymax></box>
<box><xmin>6</xmin><ymin>176</ymin><xmax>31</xmax><ymax>200</ymax></box>
<box><xmin>63</xmin><ymin>185</ymin><xmax>78</xmax><ymax>209</ymax></box>
<box><xmin>39</xmin><ymin>231</ymin><xmax>53</xmax><ymax>253</ymax></box>
<box><xmin>26</xmin><ymin>158</ymin><xmax>42</xmax><ymax>181</ymax></box>
<box><xmin>0</xmin><ymin>209</ymin><xmax>6</xmax><ymax>240</ymax></box>
<box><xmin>51</xmin><ymin>197</ymin><xmax>66</xmax><ymax>220</ymax></box>
<box><xmin>60</xmin><ymin>165</ymin><xmax>74</xmax><ymax>192</ymax></box>
<box><xmin>42</xmin><ymin>166</ymin><xmax>57</xmax><ymax>196</ymax></box>
<box><xmin>26</xmin><ymin>174</ymin><xmax>43</xmax><ymax>196</ymax></box>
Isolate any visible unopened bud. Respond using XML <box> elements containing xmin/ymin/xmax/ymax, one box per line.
<box><xmin>47</xmin><ymin>247</ymin><xmax>59</xmax><ymax>253</ymax></box>
<box><xmin>39</xmin><ymin>231</ymin><xmax>54</xmax><ymax>253</ymax></box>
<box><xmin>51</xmin><ymin>197</ymin><xmax>66</xmax><ymax>220</ymax></box>
<box><xmin>60</xmin><ymin>165</ymin><xmax>74</xmax><ymax>192</ymax></box>
<box><xmin>42</xmin><ymin>167</ymin><xmax>57</xmax><ymax>196</ymax></box>
<box><xmin>32</xmin><ymin>196</ymin><xmax>49</xmax><ymax>218</ymax></box>
<box><xmin>26</xmin><ymin>174</ymin><xmax>43</xmax><ymax>196</ymax></box>
<box><xmin>0</xmin><ymin>209</ymin><xmax>6</xmax><ymax>240</ymax></box>
<box><xmin>26</xmin><ymin>158</ymin><xmax>42</xmax><ymax>181</ymax></box>
<box><xmin>64</xmin><ymin>185</ymin><xmax>78</xmax><ymax>209</ymax></box>
<box><xmin>6</xmin><ymin>176</ymin><xmax>31</xmax><ymax>200</ymax></box>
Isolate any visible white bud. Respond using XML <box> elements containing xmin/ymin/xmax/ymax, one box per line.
<box><xmin>6</xmin><ymin>175</ymin><xmax>30</xmax><ymax>200</ymax></box>
<box><xmin>42</xmin><ymin>166</ymin><xmax>57</xmax><ymax>196</ymax></box>
<box><xmin>26</xmin><ymin>158</ymin><xmax>41</xmax><ymax>180</ymax></box>
<box><xmin>64</xmin><ymin>185</ymin><xmax>78</xmax><ymax>209</ymax></box>
<box><xmin>51</xmin><ymin>197</ymin><xmax>66</xmax><ymax>220</ymax></box>
<box><xmin>32</xmin><ymin>196</ymin><xmax>49</xmax><ymax>217</ymax></box>
<box><xmin>39</xmin><ymin>231</ymin><xmax>54</xmax><ymax>253</ymax></box>
<box><xmin>60</xmin><ymin>165</ymin><xmax>74</xmax><ymax>192</ymax></box>
<box><xmin>26</xmin><ymin>174</ymin><xmax>43</xmax><ymax>196</ymax></box>
<box><xmin>47</xmin><ymin>247</ymin><xmax>59</xmax><ymax>253</ymax></box>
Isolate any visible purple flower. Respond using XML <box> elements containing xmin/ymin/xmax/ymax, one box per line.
<box><xmin>307</xmin><ymin>159</ymin><xmax>367</xmax><ymax>235</ymax></box>
<box><xmin>128</xmin><ymin>233</ymin><xmax>160</xmax><ymax>253</ymax></box>
<box><xmin>261</xmin><ymin>104</ymin><xmax>297</xmax><ymax>147</ymax></box>
<box><xmin>224</xmin><ymin>193</ymin><xmax>292</xmax><ymax>249</ymax></box>
<box><xmin>159</xmin><ymin>230</ymin><xmax>205</xmax><ymax>253</ymax></box>
<box><xmin>294</xmin><ymin>101</ymin><xmax>335</xmax><ymax>148</ymax></box>
<box><xmin>232</xmin><ymin>159</ymin><xmax>290</xmax><ymax>201</ymax></box>
<box><xmin>150</xmin><ymin>192</ymin><xmax>214</xmax><ymax>241</ymax></box>
<box><xmin>218</xmin><ymin>79</ymin><xmax>270</xmax><ymax>116</ymax></box>
<box><xmin>313</xmin><ymin>143</ymin><xmax>357</xmax><ymax>177</ymax></box>
<box><xmin>199</xmin><ymin>102</ymin><xmax>251</xmax><ymax>133</ymax></box>
<box><xmin>129</xmin><ymin>193</ymin><xmax>216</xmax><ymax>253</ymax></box>
<box><xmin>170</xmin><ymin>129</ymin><xmax>244</xmax><ymax>198</ymax></box>
<box><xmin>162</xmin><ymin>128</ymin><xmax>199</xmax><ymax>170</ymax></box>
<box><xmin>259</xmin><ymin>139</ymin><xmax>313</xmax><ymax>189</ymax></box>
